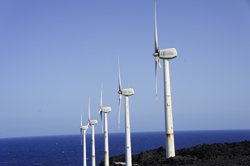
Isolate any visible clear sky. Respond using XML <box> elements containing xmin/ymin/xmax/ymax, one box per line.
<box><xmin>1</xmin><ymin>0</ymin><xmax>250</xmax><ymax>138</ymax></box>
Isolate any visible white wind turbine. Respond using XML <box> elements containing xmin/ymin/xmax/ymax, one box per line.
<box><xmin>80</xmin><ymin>110</ymin><xmax>89</xmax><ymax>166</ymax></box>
<box><xmin>153</xmin><ymin>0</ymin><xmax>177</xmax><ymax>158</ymax></box>
<box><xmin>87</xmin><ymin>98</ymin><xmax>98</xmax><ymax>166</ymax></box>
<box><xmin>118</xmin><ymin>56</ymin><xmax>134</xmax><ymax>166</ymax></box>
<box><xmin>98</xmin><ymin>84</ymin><xmax>111</xmax><ymax>166</ymax></box>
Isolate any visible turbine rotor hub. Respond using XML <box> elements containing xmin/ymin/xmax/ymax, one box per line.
<box><xmin>153</xmin><ymin>52</ymin><xmax>159</xmax><ymax>57</ymax></box>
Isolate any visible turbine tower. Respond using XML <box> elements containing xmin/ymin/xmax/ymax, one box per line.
<box><xmin>87</xmin><ymin>98</ymin><xmax>98</xmax><ymax>166</ymax></box>
<box><xmin>80</xmin><ymin>111</ymin><xmax>89</xmax><ymax>166</ymax></box>
<box><xmin>153</xmin><ymin>0</ymin><xmax>177</xmax><ymax>158</ymax></box>
<box><xmin>99</xmin><ymin>84</ymin><xmax>111</xmax><ymax>166</ymax></box>
<box><xmin>118</xmin><ymin>56</ymin><xmax>134</xmax><ymax>166</ymax></box>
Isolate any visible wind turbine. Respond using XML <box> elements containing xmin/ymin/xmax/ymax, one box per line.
<box><xmin>99</xmin><ymin>84</ymin><xmax>111</xmax><ymax>166</ymax></box>
<box><xmin>87</xmin><ymin>98</ymin><xmax>98</xmax><ymax>166</ymax></box>
<box><xmin>118</xmin><ymin>56</ymin><xmax>134</xmax><ymax>166</ymax></box>
<box><xmin>153</xmin><ymin>0</ymin><xmax>177</xmax><ymax>158</ymax></box>
<box><xmin>80</xmin><ymin>111</ymin><xmax>89</xmax><ymax>166</ymax></box>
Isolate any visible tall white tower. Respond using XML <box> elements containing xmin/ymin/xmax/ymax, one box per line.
<box><xmin>153</xmin><ymin>0</ymin><xmax>177</xmax><ymax>158</ymax></box>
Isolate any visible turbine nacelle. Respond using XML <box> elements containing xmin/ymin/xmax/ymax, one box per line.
<box><xmin>120</xmin><ymin>88</ymin><xmax>134</xmax><ymax>96</ymax></box>
<box><xmin>158</xmin><ymin>48</ymin><xmax>177</xmax><ymax>59</ymax></box>
<box><xmin>89</xmin><ymin>120</ymin><xmax>98</xmax><ymax>125</ymax></box>
<box><xmin>81</xmin><ymin>125</ymin><xmax>88</xmax><ymax>130</ymax></box>
<box><xmin>102</xmin><ymin>107</ymin><xmax>111</xmax><ymax>113</ymax></box>
<box><xmin>154</xmin><ymin>48</ymin><xmax>177</xmax><ymax>59</ymax></box>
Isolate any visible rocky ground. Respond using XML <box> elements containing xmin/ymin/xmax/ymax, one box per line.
<box><xmin>99</xmin><ymin>140</ymin><xmax>250</xmax><ymax>166</ymax></box>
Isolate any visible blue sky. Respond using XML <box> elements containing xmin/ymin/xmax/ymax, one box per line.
<box><xmin>0</xmin><ymin>0</ymin><xmax>250</xmax><ymax>138</ymax></box>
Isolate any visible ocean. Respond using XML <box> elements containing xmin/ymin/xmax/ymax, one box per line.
<box><xmin>1</xmin><ymin>130</ymin><xmax>250</xmax><ymax>166</ymax></box>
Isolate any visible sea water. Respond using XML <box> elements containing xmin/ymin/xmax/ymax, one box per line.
<box><xmin>1</xmin><ymin>130</ymin><xmax>250</xmax><ymax>166</ymax></box>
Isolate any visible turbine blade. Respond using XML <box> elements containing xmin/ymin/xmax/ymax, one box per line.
<box><xmin>155</xmin><ymin>57</ymin><xmax>158</xmax><ymax>101</ymax></box>
<box><xmin>118</xmin><ymin>55</ymin><xmax>122</xmax><ymax>91</ymax></box>
<box><xmin>99</xmin><ymin>109</ymin><xmax>103</xmax><ymax>132</ymax></box>
<box><xmin>155</xmin><ymin>0</ymin><xmax>159</xmax><ymax>53</ymax></box>
<box><xmin>81</xmin><ymin>112</ymin><xmax>82</xmax><ymax>126</ymax></box>
<box><xmin>118</xmin><ymin>94</ymin><xmax>122</xmax><ymax>128</ymax></box>
<box><xmin>118</xmin><ymin>55</ymin><xmax>122</xmax><ymax>129</ymax></box>
<box><xmin>100</xmin><ymin>84</ymin><xmax>103</xmax><ymax>108</ymax></box>
<box><xmin>88</xmin><ymin>98</ymin><xmax>90</xmax><ymax>123</ymax></box>
<box><xmin>80</xmin><ymin>129</ymin><xmax>82</xmax><ymax>145</ymax></box>
<box><xmin>159</xmin><ymin>59</ymin><xmax>162</xmax><ymax>68</ymax></box>
<box><xmin>99</xmin><ymin>85</ymin><xmax>103</xmax><ymax>132</ymax></box>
